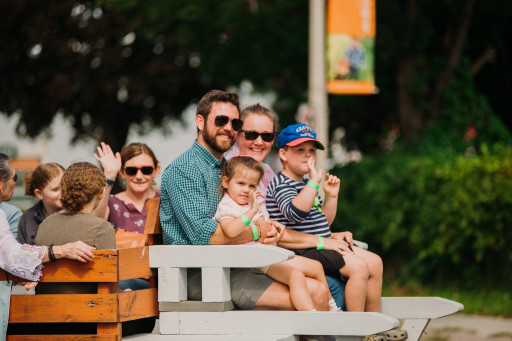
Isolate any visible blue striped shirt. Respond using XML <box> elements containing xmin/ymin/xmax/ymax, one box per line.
<box><xmin>266</xmin><ymin>172</ymin><xmax>331</xmax><ymax>238</ymax></box>
<box><xmin>160</xmin><ymin>141</ymin><xmax>224</xmax><ymax>245</ymax></box>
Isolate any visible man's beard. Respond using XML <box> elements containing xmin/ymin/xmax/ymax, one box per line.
<box><xmin>202</xmin><ymin>125</ymin><xmax>235</xmax><ymax>154</ymax></box>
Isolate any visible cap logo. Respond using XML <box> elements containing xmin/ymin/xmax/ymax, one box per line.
<box><xmin>296</xmin><ymin>125</ymin><xmax>314</xmax><ymax>138</ymax></box>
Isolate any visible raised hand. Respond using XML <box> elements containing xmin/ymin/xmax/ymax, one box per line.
<box><xmin>307</xmin><ymin>157</ymin><xmax>323</xmax><ymax>184</ymax></box>
<box><xmin>323</xmin><ymin>173</ymin><xmax>341</xmax><ymax>197</ymax></box>
<box><xmin>94</xmin><ymin>142</ymin><xmax>122</xmax><ymax>180</ymax></box>
<box><xmin>248</xmin><ymin>191</ymin><xmax>262</xmax><ymax>215</ymax></box>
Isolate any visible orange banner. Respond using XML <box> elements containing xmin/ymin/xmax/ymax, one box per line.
<box><xmin>327</xmin><ymin>0</ymin><xmax>377</xmax><ymax>94</ymax></box>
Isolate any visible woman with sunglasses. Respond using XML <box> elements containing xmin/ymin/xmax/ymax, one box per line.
<box><xmin>94</xmin><ymin>142</ymin><xmax>161</xmax><ymax>234</ymax></box>
<box><xmin>225</xmin><ymin>103</ymin><xmax>278</xmax><ymax>196</ymax></box>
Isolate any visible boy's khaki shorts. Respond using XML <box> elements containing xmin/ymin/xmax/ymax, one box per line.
<box><xmin>187</xmin><ymin>268</ymin><xmax>274</xmax><ymax>310</ymax></box>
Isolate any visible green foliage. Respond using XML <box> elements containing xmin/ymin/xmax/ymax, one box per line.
<box><xmin>333</xmin><ymin>143</ymin><xmax>512</xmax><ymax>288</ymax></box>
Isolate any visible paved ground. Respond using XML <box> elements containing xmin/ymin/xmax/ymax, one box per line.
<box><xmin>423</xmin><ymin>314</ymin><xmax>512</xmax><ymax>341</ymax></box>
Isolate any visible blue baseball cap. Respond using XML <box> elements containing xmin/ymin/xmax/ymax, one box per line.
<box><xmin>277</xmin><ymin>123</ymin><xmax>325</xmax><ymax>150</ymax></box>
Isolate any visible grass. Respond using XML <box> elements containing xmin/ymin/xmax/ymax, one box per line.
<box><xmin>383</xmin><ymin>280</ymin><xmax>512</xmax><ymax>317</ymax></box>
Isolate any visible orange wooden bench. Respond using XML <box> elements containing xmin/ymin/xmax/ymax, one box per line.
<box><xmin>1</xmin><ymin>199</ymin><xmax>162</xmax><ymax>341</ymax></box>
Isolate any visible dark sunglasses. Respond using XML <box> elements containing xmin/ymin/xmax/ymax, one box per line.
<box><xmin>124</xmin><ymin>166</ymin><xmax>154</xmax><ymax>176</ymax></box>
<box><xmin>214</xmin><ymin>115</ymin><xmax>243</xmax><ymax>132</ymax></box>
<box><xmin>241</xmin><ymin>130</ymin><xmax>276</xmax><ymax>142</ymax></box>
<box><xmin>12</xmin><ymin>173</ymin><xmax>18</xmax><ymax>183</ymax></box>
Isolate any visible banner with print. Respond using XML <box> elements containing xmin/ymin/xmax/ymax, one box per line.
<box><xmin>327</xmin><ymin>0</ymin><xmax>376</xmax><ymax>94</ymax></box>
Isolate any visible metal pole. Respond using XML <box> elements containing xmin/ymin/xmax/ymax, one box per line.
<box><xmin>309</xmin><ymin>0</ymin><xmax>329</xmax><ymax>175</ymax></box>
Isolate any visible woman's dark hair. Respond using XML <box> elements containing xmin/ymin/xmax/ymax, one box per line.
<box><xmin>120</xmin><ymin>143</ymin><xmax>159</xmax><ymax>168</ymax></box>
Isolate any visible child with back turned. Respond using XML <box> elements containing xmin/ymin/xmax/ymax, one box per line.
<box><xmin>214</xmin><ymin>156</ymin><xmax>341</xmax><ymax>312</ymax></box>
<box><xmin>266</xmin><ymin>124</ymin><xmax>384</xmax><ymax>312</ymax></box>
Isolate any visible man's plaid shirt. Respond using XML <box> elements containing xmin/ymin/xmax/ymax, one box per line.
<box><xmin>160</xmin><ymin>141</ymin><xmax>224</xmax><ymax>245</ymax></box>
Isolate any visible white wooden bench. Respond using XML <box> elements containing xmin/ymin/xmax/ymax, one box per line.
<box><xmin>126</xmin><ymin>198</ymin><xmax>463</xmax><ymax>341</ymax></box>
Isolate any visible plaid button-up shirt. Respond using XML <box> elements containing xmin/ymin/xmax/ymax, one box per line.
<box><xmin>160</xmin><ymin>141</ymin><xmax>224</xmax><ymax>245</ymax></box>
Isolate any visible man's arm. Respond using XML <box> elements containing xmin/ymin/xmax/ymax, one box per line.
<box><xmin>162</xmin><ymin>164</ymin><xmax>254</xmax><ymax>245</ymax></box>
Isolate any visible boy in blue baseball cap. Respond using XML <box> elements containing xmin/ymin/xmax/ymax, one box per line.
<box><xmin>266</xmin><ymin>123</ymin><xmax>384</xmax><ymax>313</ymax></box>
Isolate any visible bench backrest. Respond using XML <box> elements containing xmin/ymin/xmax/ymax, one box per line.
<box><xmin>2</xmin><ymin>200</ymin><xmax>163</xmax><ymax>340</ymax></box>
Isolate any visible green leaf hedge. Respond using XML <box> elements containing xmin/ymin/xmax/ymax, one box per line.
<box><xmin>332</xmin><ymin>144</ymin><xmax>512</xmax><ymax>288</ymax></box>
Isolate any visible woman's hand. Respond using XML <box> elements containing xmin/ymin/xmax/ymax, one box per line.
<box><xmin>21</xmin><ymin>282</ymin><xmax>38</xmax><ymax>290</ymax></box>
<box><xmin>307</xmin><ymin>157</ymin><xmax>323</xmax><ymax>184</ymax></box>
<box><xmin>56</xmin><ymin>241</ymin><xmax>96</xmax><ymax>262</ymax></box>
<box><xmin>94</xmin><ymin>142</ymin><xmax>122</xmax><ymax>180</ymax></box>
<box><xmin>323</xmin><ymin>173</ymin><xmax>341</xmax><ymax>198</ymax></box>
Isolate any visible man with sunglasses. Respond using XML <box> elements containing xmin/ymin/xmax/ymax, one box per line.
<box><xmin>160</xmin><ymin>90</ymin><xmax>328</xmax><ymax>312</ymax></box>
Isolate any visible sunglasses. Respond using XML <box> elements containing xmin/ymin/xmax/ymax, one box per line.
<box><xmin>12</xmin><ymin>173</ymin><xmax>18</xmax><ymax>183</ymax></box>
<box><xmin>214</xmin><ymin>115</ymin><xmax>243</xmax><ymax>132</ymax></box>
<box><xmin>124</xmin><ymin>166</ymin><xmax>154</xmax><ymax>176</ymax></box>
<box><xmin>241</xmin><ymin>130</ymin><xmax>276</xmax><ymax>142</ymax></box>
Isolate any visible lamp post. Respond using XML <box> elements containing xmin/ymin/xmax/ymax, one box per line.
<box><xmin>308</xmin><ymin>0</ymin><xmax>329</xmax><ymax>174</ymax></box>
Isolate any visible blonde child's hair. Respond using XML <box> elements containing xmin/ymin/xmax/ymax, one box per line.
<box><xmin>60</xmin><ymin>162</ymin><xmax>106</xmax><ymax>213</ymax></box>
<box><xmin>220</xmin><ymin>156</ymin><xmax>264</xmax><ymax>195</ymax></box>
<box><xmin>24</xmin><ymin>163</ymin><xmax>65</xmax><ymax>196</ymax></box>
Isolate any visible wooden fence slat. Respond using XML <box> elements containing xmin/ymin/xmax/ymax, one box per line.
<box><xmin>118</xmin><ymin>288</ymin><xmax>158</xmax><ymax>322</ymax></box>
<box><xmin>7</xmin><ymin>335</ymin><xmax>117</xmax><ymax>341</ymax></box>
<box><xmin>118</xmin><ymin>247</ymin><xmax>151</xmax><ymax>281</ymax></box>
<box><xmin>9</xmin><ymin>294</ymin><xmax>119</xmax><ymax>323</ymax></box>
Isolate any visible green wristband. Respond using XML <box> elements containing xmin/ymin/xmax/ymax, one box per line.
<box><xmin>307</xmin><ymin>181</ymin><xmax>319</xmax><ymax>190</ymax></box>
<box><xmin>241</xmin><ymin>213</ymin><xmax>251</xmax><ymax>226</ymax></box>
<box><xmin>251</xmin><ymin>225</ymin><xmax>259</xmax><ymax>241</ymax></box>
<box><xmin>316</xmin><ymin>236</ymin><xmax>324</xmax><ymax>250</ymax></box>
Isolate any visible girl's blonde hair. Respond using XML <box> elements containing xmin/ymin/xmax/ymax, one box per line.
<box><xmin>24</xmin><ymin>163</ymin><xmax>65</xmax><ymax>196</ymax></box>
<box><xmin>220</xmin><ymin>156</ymin><xmax>264</xmax><ymax>195</ymax></box>
<box><xmin>60</xmin><ymin>162</ymin><xmax>106</xmax><ymax>213</ymax></box>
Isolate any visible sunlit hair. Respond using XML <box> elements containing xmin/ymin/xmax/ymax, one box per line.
<box><xmin>240</xmin><ymin>103</ymin><xmax>279</xmax><ymax>132</ymax></box>
<box><xmin>60</xmin><ymin>162</ymin><xmax>106</xmax><ymax>213</ymax></box>
<box><xmin>24</xmin><ymin>163</ymin><xmax>65</xmax><ymax>196</ymax></box>
<box><xmin>0</xmin><ymin>153</ymin><xmax>12</xmax><ymax>183</ymax></box>
<box><xmin>220</xmin><ymin>156</ymin><xmax>264</xmax><ymax>195</ymax></box>
<box><xmin>197</xmin><ymin>90</ymin><xmax>240</xmax><ymax>119</ymax></box>
<box><xmin>120</xmin><ymin>143</ymin><xmax>159</xmax><ymax>169</ymax></box>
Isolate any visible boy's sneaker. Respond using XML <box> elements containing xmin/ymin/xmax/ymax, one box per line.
<box><xmin>363</xmin><ymin>335</ymin><xmax>386</xmax><ymax>341</ymax></box>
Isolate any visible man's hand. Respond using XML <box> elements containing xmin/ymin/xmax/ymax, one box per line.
<box><xmin>323</xmin><ymin>173</ymin><xmax>341</xmax><ymax>198</ymax></box>
<box><xmin>257</xmin><ymin>219</ymin><xmax>278</xmax><ymax>245</ymax></box>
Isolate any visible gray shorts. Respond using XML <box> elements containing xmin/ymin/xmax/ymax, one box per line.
<box><xmin>187</xmin><ymin>268</ymin><xmax>274</xmax><ymax>310</ymax></box>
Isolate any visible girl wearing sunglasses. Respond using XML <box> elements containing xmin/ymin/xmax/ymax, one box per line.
<box><xmin>94</xmin><ymin>142</ymin><xmax>161</xmax><ymax>234</ymax></box>
<box><xmin>225</xmin><ymin>103</ymin><xmax>278</xmax><ymax>197</ymax></box>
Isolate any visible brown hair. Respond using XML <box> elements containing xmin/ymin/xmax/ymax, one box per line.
<box><xmin>240</xmin><ymin>103</ymin><xmax>279</xmax><ymax>132</ymax></box>
<box><xmin>60</xmin><ymin>162</ymin><xmax>106</xmax><ymax>213</ymax></box>
<box><xmin>220</xmin><ymin>156</ymin><xmax>264</xmax><ymax>195</ymax></box>
<box><xmin>120</xmin><ymin>143</ymin><xmax>158</xmax><ymax>168</ymax></box>
<box><xmin>196</xmin><ymin>90</ymin><xmax>240</xmax><ymax>118</ymax></box>
<box><xmin>24</xmin><ymin>163</ymin><xmax>65</xmax><ymax>196</ymax></box>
